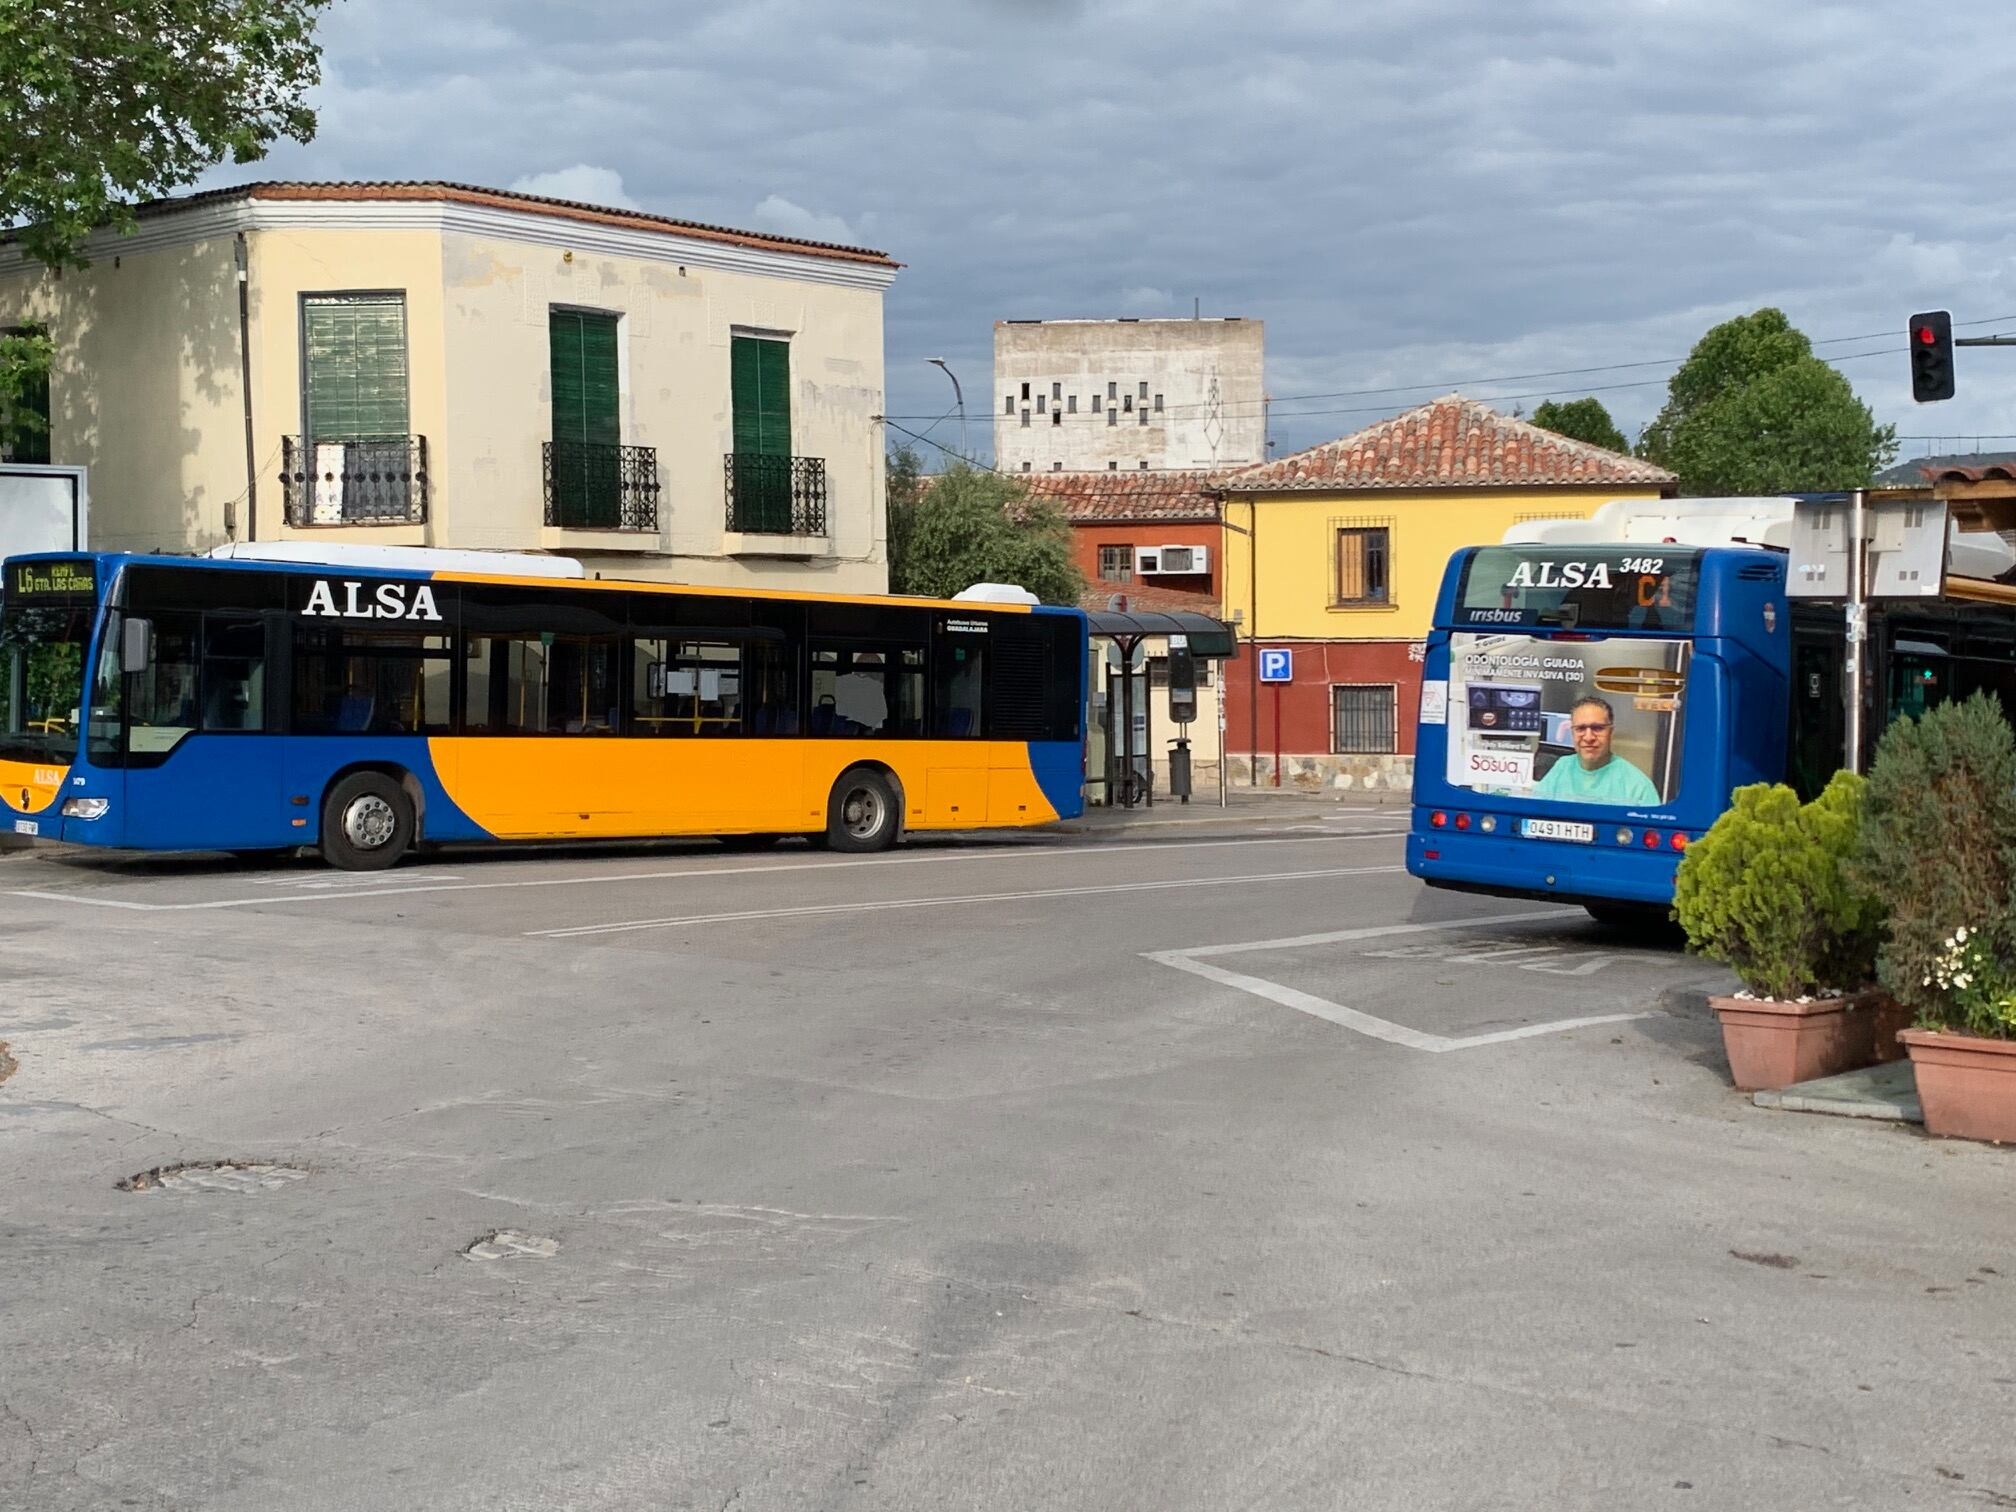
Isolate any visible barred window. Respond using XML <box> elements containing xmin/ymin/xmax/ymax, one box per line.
<box><xmin>1333</xmin><ymin>523</ymin><xmax>1392</xmax><ymax>606</ymax></box>
<box><xmin>1333</xmin><ymin>684</ymin><xmax>1395</xmax><ymax>754</ymax></box>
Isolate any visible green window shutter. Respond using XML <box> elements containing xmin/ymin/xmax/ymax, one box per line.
<box><xmin>731</xmin><ymin>335</ymin><xmax>790</xmax><ymax>455</ymax></box>
<box><xmin>549</xmin><ymin>309</ymin><xmax>619</xmax><ymax>445</ymax></box>
<box><xmin>548</xmin><ymin>309</ymin><xmax>622</xmax><ymax>527</ymax></box>
<box><xmin>304</xmin><ymin>294</ymin><xmax>409</xmax><ymax>442</ymax></box>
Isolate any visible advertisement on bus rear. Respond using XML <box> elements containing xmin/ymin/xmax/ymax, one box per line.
<box><xmin>1438</xmin><ymin>632</ymin><xmax>1688</xmax><ymax>807</ymax></box>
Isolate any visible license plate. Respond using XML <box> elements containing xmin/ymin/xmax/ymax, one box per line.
<box><xmin>12</xmin><ymin>819</ymin><xmax>38</xmax><ymax>836</ymax></box>
<box><xmin>1522</xmin><ymin>818</ymin><xmax>1592</xmax><ymax>843</ymax></box>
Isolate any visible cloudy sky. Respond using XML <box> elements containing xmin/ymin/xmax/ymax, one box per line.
<box><xmin>216</xmin><ymin>0</ymin><xmax>2016</xmax><ymax>467</ymax></box>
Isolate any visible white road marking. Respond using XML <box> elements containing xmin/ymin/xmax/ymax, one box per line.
<box><xmin>529</xmin><ymin>864</ymin><xmax>1407</xmax><ymax>938</ymax></box>
<box><xmin>5</xmin><ymin>832</ymin><xmax>1405</xmax><ymax>914</ymax></box>
<box><xmin>1143</xmin><ymin>911</ymin><xmax>1652</xmax><ymax>1051</ymax></box>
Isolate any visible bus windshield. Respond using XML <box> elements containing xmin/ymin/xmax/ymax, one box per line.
<box><xmin>1</xmin><ymin>592</ymin><xmax>94</xmax><ymax>766</ymax></box>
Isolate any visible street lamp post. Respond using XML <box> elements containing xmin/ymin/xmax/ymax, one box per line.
<box><xmin>927</xmin><ymin>357</ymin><xmax>967</xmax><ymax>459</ymax></box>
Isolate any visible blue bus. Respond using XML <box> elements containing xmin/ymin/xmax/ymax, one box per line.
<box><xmin>1408</xmin><ymin>528</ymin><xmax>2016</xmax><ymax>925</ymax></box>
<box><xmin>1</xmin><ymin>550</ymin><xmax>1088</xmax><ymax>869</ymax></box>
<box><xmin>1407</xmin><ymin>542</ymin><xmax>1786</xmax><ymax>924</ymax></box>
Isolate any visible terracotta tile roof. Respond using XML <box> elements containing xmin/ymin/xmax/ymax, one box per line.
<box><xmin>1925</xmin><ymin>458</ymin><xmax>2016</xmax><ymax>485</ymax></box>
<box><xmin>1076</xmin><ymin>582</ymin><xmax>1219</xmax><ymax>614</ymax></box>
<box><xmin>125</xmin><ymin>181</ymin><xmax>898</xmax><ymax>267</ymax></box>
<box><xmin>1021</xmin><ymin>468</ymin><xmax>1228</xmax><ymax>523</ymax></box>
<box><xmin>1219</xmin><ymin>395</ymin><xmax>1676</xmax><ymax>493</ymax></box>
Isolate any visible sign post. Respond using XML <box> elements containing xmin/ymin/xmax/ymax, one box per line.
<box><xmin>1258</xmin><ymin>648</ymin><xmax>1293</xmax><ymax>789</ymax></box>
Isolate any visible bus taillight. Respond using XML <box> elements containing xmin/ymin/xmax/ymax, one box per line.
<box><xmin>1454</xmin><ymin>813</ymin><xmax>1472</xmax><ymax>831</ymax></box>
<box><xmin>1641</xmin><ymin>830</ymin><xmax>1663</xmax><ymax>849</ymax></box>
<box><xmin>1669</xmin><ymin>832</ymin><xmax>1689</xmax><ymax>851</ymax></box>
<box><xmin>1430</xmin><ymin>811</ymin><xmax>1448</xmax><ymax>828</ymax></box>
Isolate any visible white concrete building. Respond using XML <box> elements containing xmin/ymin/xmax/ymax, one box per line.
<box><xmin>992</xmin><ymin>318</ymin><xmax>1264</xmax><ymax>476</ymax></box>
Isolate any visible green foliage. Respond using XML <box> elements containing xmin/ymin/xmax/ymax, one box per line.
<box><xmin>0</xmin><ymin>328</ymin><xmax>51</xmax><ymax>458</ymax></box>
<box><xmin>1637</xmin><ymin>309</ymin><xmax>1897</xmax><ymax>494</ymax></box>
<box><xmin>0</xmin><ymin>0</ymin><xmax>332</xmax><ymax>271</ymax></box>
<box><xmin>886</xmin><ymin>457</ymin><xmax>1086</xmax><ymax>606</ymax></box>
<box><xmin>1528</xmin><ymin>397</ymin><xmax>1629</xmax><ymax>454</ymax></box>
<box><xmin>1854</xmin><ymin>693</ymin><xmax>2016</xmax><ymax>1032</ymax></box>
<box><xmin>1674</xmin><ymin>772</ymin><xmax>1878</xmax><ymax>1000</ymax></box>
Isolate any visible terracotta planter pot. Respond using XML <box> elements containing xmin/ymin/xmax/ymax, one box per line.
<box><xmin>1710</xmin><ymin>992</ymin><xmax>1883</xmax><ymax>1092</ymax></box>
<box><xmin>1899</xmin><ymin>1029</ymin><xmax>2016</xmax><ymax>1144</ymax></box>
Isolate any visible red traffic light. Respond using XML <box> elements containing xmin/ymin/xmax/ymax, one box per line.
<box><xmin>1908</xmin><ymin>311</ymin><xmax>1955</xmax><ymax>403</ymax></box>
<box><xmin>1917</xmin><ymin>325</ymin><xmax>1938</xmax><ymax>344</ymax></box>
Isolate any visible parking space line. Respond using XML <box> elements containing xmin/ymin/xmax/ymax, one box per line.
<box><xmin>528</xmin><ymin>864</ymin><xmax>1406</xmax><ymax>938</ymax></box>
<box><xmin>1143</xmin><ymin>911</ymin><xmax>1651</xmax><ymax>1051</ymax></box>
<box><xmin>3</xmin><ymin>832</ymin><xmax>1405</xmax><ymax>914</ymax></box>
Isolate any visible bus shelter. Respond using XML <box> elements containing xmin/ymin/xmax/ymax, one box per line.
<box><xmin>1084</xmin><ymin>608</ymin><xmax>1237</xmax><ymax>807</ymax></box>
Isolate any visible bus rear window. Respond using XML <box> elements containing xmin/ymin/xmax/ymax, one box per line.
<box><xmin>1455</xmin><ymin>547</ymin><xmax>1699</xmax><ymax>631</ymax></box>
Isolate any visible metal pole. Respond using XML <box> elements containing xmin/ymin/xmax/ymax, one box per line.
<box><xmin>1845</xmin><ymin>487</ymin><xmax>1867</xmax><ymax>775</ymax></box>
<box><xmin>1272</xmin><ymin>681</ymin><xmax>1282</xmax><ymax>788</ymax></box>
<box><xmin>927</xmin><ymin>358</ymin><xmax>966</xmax><ymax>458</ymax></box>
<box><xmin>1217</xmin><ymin>683</ymin><xmax>1227</xmax><ymax>808</ymax></box>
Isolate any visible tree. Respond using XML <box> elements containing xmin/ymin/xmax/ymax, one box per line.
<box><xmin>0</xmin><ymin>0</ymin><xmax>332</xmax><ymax>423</ymax></box>
<box><xmin>1528</xmin><ymin>397</ymin><xmax>1629</xmax><ymax>454</ymax></box>
<box><xmin>886</xmin><ymin>455</ymin><xmax>1085</xmax><ymax>606</ymax></box>
<box><xmin>1638</xmin><ymin>308</ymin><xmax>1897</xmax><ymax>495</ymax></box>
<box><xmin>0</xmin><ymin>0</ymin><xmax>332</xmax><ymax>270</ymax></box>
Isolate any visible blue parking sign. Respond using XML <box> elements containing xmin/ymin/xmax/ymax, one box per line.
<box><xmin>1258</xmin><ymin>648</ymin><xmax>1293</xmax><ymax>683</ymax></box>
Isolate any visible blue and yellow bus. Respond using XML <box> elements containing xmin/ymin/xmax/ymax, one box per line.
<box><xmin>0</xmin><ymin>550</ymin><xmax>1086</xmax><ymax>869</ymax></box>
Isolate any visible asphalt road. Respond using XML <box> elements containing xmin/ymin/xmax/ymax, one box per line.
<box><xmin>3</xmin><ymin>812</ymin><xmax>2014</xmax><ymax>1511</ymax></box>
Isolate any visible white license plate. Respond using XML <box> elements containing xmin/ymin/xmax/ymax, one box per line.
<box><xmin>12</xmin><ymin>819</ymin><xmax>39</xmax><ymax>837</ymax></box>
<box><xmin>1522</xmin><ymin>818</ymin><xmax>1592</xmax><ymax>843</ymax></box>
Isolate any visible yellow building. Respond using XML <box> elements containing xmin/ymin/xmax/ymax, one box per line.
<box><xmin>1217</xmin><ymin>395</ymin><xmax>1676</xmax><ymax>788</ymax></box>
<box><xmin>0</xmin><ymin>181</ymin><xmax>899</xmax><ymax>590</ymax></box>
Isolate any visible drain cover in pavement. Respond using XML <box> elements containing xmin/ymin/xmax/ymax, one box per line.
<box><xmin>464</xmin><ymin>1230</ymin><xmax>560</xmax><ymax>1262</ymax></box>
<box><xmin>118</xmin><ymin>1161</ymin><xmax>309</xmax><ymax>1194</ymax></box>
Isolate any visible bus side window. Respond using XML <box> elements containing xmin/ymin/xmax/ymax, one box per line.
<box><xmin>932</xmin><ymin>638</ymin><xmax>984</xmax><ymax>738</ymax></box>
<box><xmin>201</xmin><ymin>616</ymin><xmax>265</xmax><ymax>732</ymax></box>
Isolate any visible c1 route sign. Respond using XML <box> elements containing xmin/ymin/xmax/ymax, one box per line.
<box><xmin>1258</xmin><ymin>648</ymin><xmax>1293</xmax><ymax>683</ymax></box>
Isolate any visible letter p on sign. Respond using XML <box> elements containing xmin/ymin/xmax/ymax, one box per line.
<box><xmin>1259</xmin><ymin>649</ymin><xmax>1293</xmax><ymax>683</ymax></box>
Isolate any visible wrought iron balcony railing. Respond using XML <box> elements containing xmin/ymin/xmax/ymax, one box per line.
<box><xmin>543</xmin><ymin>440</ymin><xmax>661</xmax><ymax>530</ymax></box>
<box><xmin>282</xmin><ymin>435</ymin><xmax>428</xmax><ymax>526</ymax></box>
<box><xmin>724</xmin><ymin>453</ymin><xmax>828</xmax><ymax>535</ymax></box>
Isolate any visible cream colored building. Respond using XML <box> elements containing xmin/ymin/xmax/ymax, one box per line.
<box><xmin>0</xmin><ymin>181</ymin><xmax>899</xmax><ymax>590</ymax></box>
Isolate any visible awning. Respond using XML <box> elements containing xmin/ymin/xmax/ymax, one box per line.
<box><xmin>1085</xmin><ymin>609</ymin><xmax>1238</xmax><ymax>658</ymax></box>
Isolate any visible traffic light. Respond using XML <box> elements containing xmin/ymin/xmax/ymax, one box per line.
<box><xmin>1909</xmin><ymin>310</ymin><xmax>1955</xmax><ymax>402</ymax></box>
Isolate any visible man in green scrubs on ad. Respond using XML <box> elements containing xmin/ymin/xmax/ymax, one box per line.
<box><xmin>1533</xmin><ymin>695</ymin><xmax>1660</xmax><ymax>805</ymax></box>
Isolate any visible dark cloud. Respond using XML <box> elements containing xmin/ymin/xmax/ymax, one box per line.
<box><xmin>221</xmin><ymin>0</ymin><xmax>2016</xmax><ymax>464</ymax></box>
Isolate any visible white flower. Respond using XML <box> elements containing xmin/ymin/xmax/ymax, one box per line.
<box><xmin>1958</xmin><ymin>926</ymin><xmax>1970</xmax><ymax>942</ymax></box>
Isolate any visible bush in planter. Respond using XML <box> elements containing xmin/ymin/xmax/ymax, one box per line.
<box><xmin>1674</xmin><ymin>771</ymin><xmax>1879</xmax><ymax>1001</ymax></box>
<box><xmin>1854</xmin><ymin>692</ymin><xmax>2016</xmax><ymax>1026</ymax></box>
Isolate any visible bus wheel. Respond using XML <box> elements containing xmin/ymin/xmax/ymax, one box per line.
<box><xmin>320</xmin><ymin>773</ymin><xmax>414</xmax><ymax>871</ymax></box>
<box><xmin>825</xmin><ymin>769</ymin><xmax>899</xmax><ymax>853</ymax></box>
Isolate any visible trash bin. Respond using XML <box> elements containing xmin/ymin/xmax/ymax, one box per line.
<box><xmin>1168</xmin><ymin>738</ymin><xmax>1192</xmax><ymax>803</ymax></box>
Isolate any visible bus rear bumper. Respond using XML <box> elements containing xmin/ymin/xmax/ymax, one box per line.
<box><xmin>1405</xmin><ymin>830</ymin><xmax>1678</xmax><ymax>909</ymax></box>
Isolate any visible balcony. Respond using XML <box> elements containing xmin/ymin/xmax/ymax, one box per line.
<box><xmin>543</xmin><ymin>440</ymin><xmax>661</xmax><ymax>531</ymax></box>
<box><xmin>724</xmin><ymin>453</ymin><xmax>828</xmax><ymax>535</ymax></box>
<box><xmin>282</xmin><ymin>436</ymin><xmax>427</xmax><ymax>526</ymax></box>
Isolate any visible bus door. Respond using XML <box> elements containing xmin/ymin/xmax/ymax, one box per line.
<box><xmin>118</xmin><ymin>606</ymin><xmax>291</xmax><ymax>850</ymax></box>
<box><xmin>1785</xmin><ymin>610</ymin><xmax>1844</xmax><ymax>802</ymax></box>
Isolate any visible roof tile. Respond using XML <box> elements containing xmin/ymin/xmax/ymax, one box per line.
<box><xmin>1218</xmin><ymin>394</ymin><xmax>1675</xmax><ymax>492</ymax></box>
<box><xmin>1020</xmin><ymin>468</ymin><xmax>1228</xmax><ymax>522</ymax></box>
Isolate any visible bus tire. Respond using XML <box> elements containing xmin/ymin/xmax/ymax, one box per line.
<box><xmin>824</xmin><ymin>768</ymin><xmax>899</xmax><ymax>853</ymax></box>
<box><xmin>320</xmin><ymin>772</ymin><xmax>414</xmax><ymax>872</ymax></box>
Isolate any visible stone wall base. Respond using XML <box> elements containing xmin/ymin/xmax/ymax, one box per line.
<box><xmin>1223</xmin><ymin>754</ymin><xmax>1415</xmax><ymax>792</ymax></box>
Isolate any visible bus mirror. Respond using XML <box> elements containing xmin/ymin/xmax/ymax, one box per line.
<box><xmin>121</xmin><ymin>617</ymin><xmax>154</xmax><ymax>675</ymax></box>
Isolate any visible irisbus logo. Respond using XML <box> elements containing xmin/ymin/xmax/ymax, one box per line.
<box><xmin>301</xmin><ymin>580</ymin><xmax>443</xmax><ymax>622</ymax></box>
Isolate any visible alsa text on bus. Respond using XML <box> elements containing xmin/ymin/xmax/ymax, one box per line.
<box><xmin>301</xmin><ymin>580</ymin><xmax>444</xmax><ymax>622</ymax></box>
<box><xmin>1503</xmin><ymin>560</ymin><xmax>1616</xmax><ymax>589</ymax></box>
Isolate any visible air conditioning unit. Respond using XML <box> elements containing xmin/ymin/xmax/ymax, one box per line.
<box><xmin>1137</xmin><ymin>544</ymin><xmax>1209</xmax><ymax>576</ymax></box>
